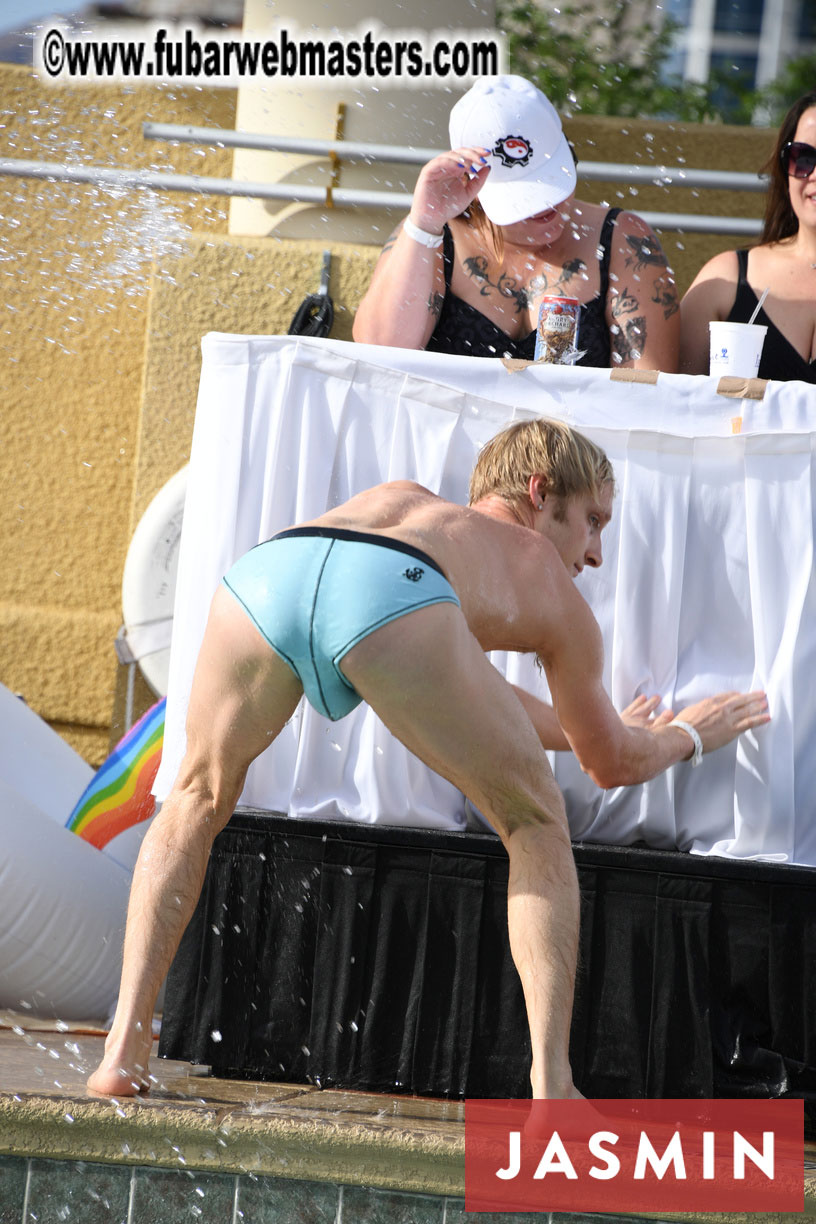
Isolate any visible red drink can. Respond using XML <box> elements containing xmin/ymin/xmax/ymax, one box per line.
<box><xmin>535</xmin><ymin>296</ymin><xmax>580</xmax><ymax>363</ymax></box>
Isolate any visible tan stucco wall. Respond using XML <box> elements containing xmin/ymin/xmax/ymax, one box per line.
<box><xmin>135</xmin><ymin>235</ymin><xmax>374</xmax><ymax>520</ymax></box>
<box><xmin>1</xmin><ymin>59</ymin><xmax>775</xmax><ymax>768</ymax></box>
<box><xmin>0</xmin><ymin>65</ymin><xmax>236</xmax><ymax>764</ymax></box>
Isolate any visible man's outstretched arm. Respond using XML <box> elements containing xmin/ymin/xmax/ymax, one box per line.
<box><xmin>538</xmin><ymin>576</ymin><xmax>770</xmax><ymax>788</ymax></box>
<box><xmin>512</xmin><ymin>685</ymin><xmax>570</xmax><ymax>750</ymax></box>
<box><xmin>514</xmin><ymin>688</ymin><xmax>676</xmax><ymax>754</ymax></box>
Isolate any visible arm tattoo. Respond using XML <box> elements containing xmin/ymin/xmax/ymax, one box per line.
<box><xmin>427</xmin><ymin>290</ymin><xmax>444</xmax><ymax>319</ymax></box>
<box><xmin>382</xmin><ymin>231</ymin><xmax>399</xmax><ymax>255</ymax></box>
<box><xmin>651</xmin><ymin>283</ymin><xmax>680</xmax><ymax>320</ymax></box>
<box><xmin>611</xmin><ymin>285</ymin><xmax>639</xmax><ymax>318</ymax></box>
<box><xmin>624</xmin><ymin>235</ymin><xmax>669</xmax><ymax>272</ymax></box>
<box><xmin>611</xmin><ymin>316</ymin><xmax>647</xmax><ymax>363</ymax></box>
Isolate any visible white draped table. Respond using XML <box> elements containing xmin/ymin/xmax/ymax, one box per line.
<box><xmin>154</xmin><ymin>336</ymin><xmax>816</xmax><ymax>865</ymax></box>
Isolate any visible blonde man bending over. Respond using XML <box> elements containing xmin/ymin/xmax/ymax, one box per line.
<box><xmin>89</xmin><ymin>419</ymin><xmax>768</xmax><ymax>1101</ymax></box>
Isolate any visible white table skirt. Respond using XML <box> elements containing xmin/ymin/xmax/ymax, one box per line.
<box><xmin>154</xmin><ymin>335</ymin><xmax>816</xmax><ymax>865</ymax></box>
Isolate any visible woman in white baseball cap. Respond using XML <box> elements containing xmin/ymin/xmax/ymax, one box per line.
<box><xmin>354</xmin><ymin>74</ymin><xmax>679</xmax><ymax>371</ymax></box>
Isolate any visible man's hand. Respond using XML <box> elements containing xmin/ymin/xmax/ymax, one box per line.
<box><xmin>672</xmin><ymin>690</ymin><xmax>770</xmax><ymax>757</ymax></box>
<box><xmin>621</xmin><ymin>694</ymin><xmax>675</xmax><ymax>730</ymax></box>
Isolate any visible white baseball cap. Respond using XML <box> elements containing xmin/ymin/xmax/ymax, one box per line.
<box><xmin>448</xmin><ymin>75</ymin><xmax>576</xmax><ymax>226</ymax></box>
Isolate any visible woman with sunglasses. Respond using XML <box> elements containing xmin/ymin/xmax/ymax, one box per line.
<box><xmin>680</xmin><ymin>91</ymin><xmax>816</xmax><ymax>382</ymax></box>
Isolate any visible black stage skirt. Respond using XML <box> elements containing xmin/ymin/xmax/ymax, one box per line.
<box><xmin>159</xmin><ymin>809</ymin><xmax>816</xmax><ymax>1104</ymax></box>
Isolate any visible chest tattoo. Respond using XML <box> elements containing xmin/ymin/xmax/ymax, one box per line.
<box><xmin>559</xmin><ymin>257</ymin><xmax>588</xmax><ymax>286</ymax></box>
<box><xmin>463</xmin><ymin>254</ymin><xmax>588</xmax><ymax>314</ymax></box>
<box><xmin>463</xmin><ymin>255</ymin><xmax>528</xmax><ymax>313</ymax></box>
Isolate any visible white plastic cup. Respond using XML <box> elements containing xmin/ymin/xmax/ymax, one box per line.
<box><xmin>709</xmin><ymin>321</ymin><xmax>767</xmax><ymax>378</ymax></box>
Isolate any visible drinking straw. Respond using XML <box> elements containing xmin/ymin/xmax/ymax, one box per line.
<box><xmin>748</xmin><ymin>287</ymin><xmax>769</xmax><ymax>324</ymax></box>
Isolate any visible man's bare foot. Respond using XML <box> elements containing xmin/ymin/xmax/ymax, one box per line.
<box><xmin>87</xmin><ymin>1056</ymin><xmax>149</xmax><ymax>1096</ymax></box>
<box><xmin>530</xmin><ymin>1062</ymin><xmax>582</xmax><ymax>1100</ymax></box>
<box><xmin>87</xmin><ymin>1027</ymin><xmax>153</xmax><ymax>1096</ymax></box>
<box><xmin>531</xmin><ymin>1084</ymin><xmax>585</xmax><ymax>1100</ymax></box>
<box><xmin>523</xmin><ymin>1089</ymin><xmax>609</xmax><ymax>1145</ymax></box>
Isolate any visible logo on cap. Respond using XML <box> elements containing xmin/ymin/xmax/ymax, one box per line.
<box><xmin>492</xmin><ymin>135</ymin><xmax>533</xmax><ymax>168</ymax></box>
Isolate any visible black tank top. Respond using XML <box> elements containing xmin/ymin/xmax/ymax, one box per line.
<box><xmin>727</xmin><ymin>249</ymin><xmax>816</xmax><ymax>384</ymax></box>
<box><xmin>425</xmin><ymin>207</ymin><xmax>621</xmax><ymax>365</ymax></box>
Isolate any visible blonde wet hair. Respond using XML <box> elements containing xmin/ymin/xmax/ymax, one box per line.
<box><xmin>469</xmin><ymin>417</ymin><xmax>614</xmax><ymax>508</ymax></box>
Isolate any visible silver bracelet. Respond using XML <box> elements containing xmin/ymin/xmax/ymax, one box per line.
<box><xmin>402</xmin><ymin>216</ymin><xmax>444</xmax><ymax>248</ymax></box>
<box><xmin>670</xmin><ymin>719</ymin><xmax>703</xmax><ymax>767</ymax></box>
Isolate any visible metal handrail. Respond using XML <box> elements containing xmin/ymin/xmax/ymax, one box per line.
<box><xmin>143</xmin><ymin>121</ymin><xmax>768</xmax><ymax>193</ymax></box>
<box><xmin>0</xmin><ymin>157</ymin><xmax>412</xmax><ymax>209</ymax></box>
<box><xmin>144</xmin><ymin>122</ymin><xmax>442</xmax><ymax>167</ymax></box>
<box><xmin>0</xmin><ymin>155</ymin><xmax>763</xmax><ymax>235</ymax></box>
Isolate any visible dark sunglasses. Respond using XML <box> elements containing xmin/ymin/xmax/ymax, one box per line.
<box><xmin>781</xmin><ymin>140</ymin><xmax>816</xmax><ymax>179</ymax></box>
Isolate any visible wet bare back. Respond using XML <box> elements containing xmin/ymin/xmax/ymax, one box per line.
<box><xmin>301</xmin><ymin>480</ymin><xmax>582</xmax><ymax>656</ymax></box>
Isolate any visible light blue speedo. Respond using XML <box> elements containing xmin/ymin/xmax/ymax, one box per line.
<box><xmin>222</xmin><ymin>527</ymin><xmax>460</xmax><ymax>721</ymax></box>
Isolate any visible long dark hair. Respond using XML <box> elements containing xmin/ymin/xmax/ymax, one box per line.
<box><xmin>760</xmin><ymin>91</ymin><xmax>816</xmax><ymax>245</ymax></box>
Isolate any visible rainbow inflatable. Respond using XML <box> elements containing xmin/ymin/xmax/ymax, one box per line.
<box><xmin>66</xmin><ymin>698</ymin><xmax>165</xmax><ymax>849</ymax></box>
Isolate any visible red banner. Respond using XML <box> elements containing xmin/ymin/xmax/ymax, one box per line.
<box><xmin>465</xmin><ymin>1099</ymin><xmax>803</xmax><ymax>1213</ymax></box>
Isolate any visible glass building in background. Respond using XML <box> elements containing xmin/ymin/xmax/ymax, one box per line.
<box><xmin>667</xmin><ymin>0</ymin><xmax>816</xmax><ymax>92</ymax></box>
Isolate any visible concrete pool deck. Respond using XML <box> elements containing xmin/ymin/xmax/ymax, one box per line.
<box><xmin>2</xmin><ymin>1020</ymin><xmax>816</xmax><ymax>1223</ymax></box>
<box><xmin>0</xmin><ymin>1023</ymin><xmax>463</xmax><ymax>1196</ymax></box>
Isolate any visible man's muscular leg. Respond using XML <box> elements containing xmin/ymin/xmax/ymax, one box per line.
<box><xmin>339</xmin><ymin>602</ymin><xmax>581</xmax><ymax>1099</ymax></box>
<box><xmin>88</xmin><ymin>589</ymin><xmax>303</xmax><ymax>1095</ymax></box>
<box><xmin>505</xmin><ymin>815</ymin><xmax>579</xmax><ymax>1099</ymax></box>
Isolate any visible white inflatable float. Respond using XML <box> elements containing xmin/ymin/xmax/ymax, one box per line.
<box><xmin>0</xmin><ymin>684</ymin><xmax>132</xmax><ymax>1020</ymax></box>
<box><xmin>0</xmin><ymin>470</ymin><xmax>187</xmax><ymax>1021</ymax></box>
<box><xmin>121</xmin><ymin>465</ymin><xmax>187</xmax><ymax>697</ymax></box>
<box><xmin>0</xmin><ymin>779</ymin><xmax>131</xmax><ymax>1021</ymax></box>
<box><xmin>0</xmin><ymin>680</ymin><xmax>93</xmax><ymax>824</ymax></box>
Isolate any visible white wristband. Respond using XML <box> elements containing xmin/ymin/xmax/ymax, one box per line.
<box><xmin>403</xmin><ymin>216</ymin><xmax>444</xmax><ymax>248</ymax></box>
<box><xmin>670</xmin><ymin>719</ymin><xmax>703</xmax><ymax>768</ymax></box>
